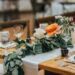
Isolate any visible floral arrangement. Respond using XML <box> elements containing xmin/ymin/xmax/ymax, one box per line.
<box><xmin>55</xmin><ymin>16</ymin><xmax>73</xmax><ymax>36</ymax></box>
<box><xmin>3</xmin><ymin>16</ymin><xmax>74</xmax><ymax>75</ymax></box>
<box><xmin>3</xmin><ymin>48</ymin><xmax>27</xmax><ymax>75</ymax></box>
<box><xmin>55</xmin><ymin>16</ymin><xmax>74</xmax><ymax>47</ymax></box>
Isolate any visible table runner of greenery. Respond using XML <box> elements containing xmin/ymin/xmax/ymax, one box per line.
<box><xmin>3</xmin><ymin>16</ymin><xmax>74</xmax><ymax>75</ymax></box>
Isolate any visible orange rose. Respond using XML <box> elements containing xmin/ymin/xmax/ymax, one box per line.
<box><xmin>45</xmin><ymin>23</ymin><xmax>61</xmax><ymax>36</ymax></box>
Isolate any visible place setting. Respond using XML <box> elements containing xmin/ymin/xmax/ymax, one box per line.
<box><xmin>0</xmin><ymin>31</ymin><xmax>18</xmax><ymax>56</ymax></box>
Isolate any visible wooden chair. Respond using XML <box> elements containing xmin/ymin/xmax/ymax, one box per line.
<box><xmin>0</xmin><ymin>20</ymin><xmax>30</xmax><ymax>40</ymax></box>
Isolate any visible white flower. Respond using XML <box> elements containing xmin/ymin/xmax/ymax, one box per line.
<box><xmin>55</xmin><ymin>16</ymin><xmax>62</xmax><ymax>19</ymax></box>
<box><xmin>34</xmin><ymin>28</ymin><xmax>46</xmax><ymax>39</ymax></box>
<box><xmin>65</xmin><ymin>17</ymin><xmax>69</xmax><ymax>21</ymax></box>
<box><xmin>60</xmin><ymin>18</ymin><xmax>64</xmax><ymax>22</ymax></box>
<box><xmin>34</xmin><ymin>33</ymin><xmax>45</xmax><ymax>39</ymax></box>
<box><xmin>35</xmin><ymin>28</ymin><xmax>46</xmax><ymax>33</ymax></box>
<box><xmin>69</xmin><ymin>17</ymin><xmax>73</xmax><ymax>21</ymax></box>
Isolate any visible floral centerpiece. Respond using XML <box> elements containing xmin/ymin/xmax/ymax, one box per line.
<box><xmin>3</xmin><ymin>16</ymin><xmax>74</xmax><ymax>75</ymax></box>
<box><xmin>33</xmin><ymin>21</ymin><xmax>73</xmax><ymax>52</ymax></box>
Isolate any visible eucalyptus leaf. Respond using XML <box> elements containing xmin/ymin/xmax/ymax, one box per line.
<box><xmin>10</xmin><ymin>61</ymin><xmax>15</xmax><ymax>68</ymax></box>
<box><xmin>15</xmin><ymin>60</ymin><xmax>22</xmax><ymax>65</ymax></box>
<box><xmin>12</xmin><ymin>69</ymin><xmax>18</xmax><ymax>75</ymax></box>
<box><xmin>16</xmin><ymin>49</ymin><xmax>23</xmax><ymax>56</ymax></box>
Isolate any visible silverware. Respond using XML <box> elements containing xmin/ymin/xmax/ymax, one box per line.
<box><xmin>58</xmin><ymin>61</ymin><xmax>75</xmax><ymax>70</ymax></box>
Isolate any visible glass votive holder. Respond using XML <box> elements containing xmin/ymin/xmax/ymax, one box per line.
<box><xmin>61</xmin><ymin>48</ymin><xmax>69</xmax><ymax>57</ymax></box>
<box><xmin>1</xmin><ymin>31</ymin><xmax>9</xmax><ymax>44</ymax></box>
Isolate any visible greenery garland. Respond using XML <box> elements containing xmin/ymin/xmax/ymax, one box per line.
<box><xmin>3</xmin><ymin>34</ymin><xmax>73</xmax><ymax>75</ymax></box>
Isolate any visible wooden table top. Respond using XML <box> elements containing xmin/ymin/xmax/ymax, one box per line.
<box><xmin>0</xmin><ymin>47</ymin><xmax>16</xmax><ymax>64</ymax></box>
<box><xmin>0</xmin><ymin>43</ymin><xmax>25</xmax><ymax>64</ymax></box>
<box><xmin>39</xmin><ymin>52</ymin><xmax>75</xmax><ymax>75</ymax></box>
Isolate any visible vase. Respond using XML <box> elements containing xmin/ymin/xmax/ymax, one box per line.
<box><xmin>33</xmin><ymin>40</ymin><xmax>42</xmax><ymax>54</ymax></box>
<box><xmin>61</xmin><ymin>48</ymin><xmax>69</xmax><ymax>57</ymax></box>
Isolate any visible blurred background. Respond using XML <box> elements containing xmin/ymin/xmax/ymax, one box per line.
<box><xmin>0</xmin><ymin>0</ymin><xmax>75</xmax><ymax>38</ymax></box>
<box><xmin>0</xmin><ymin>0</ymin><xmax>75</xmax><ymax>20</ymax></box>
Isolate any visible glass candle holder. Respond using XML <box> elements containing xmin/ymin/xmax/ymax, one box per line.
<box><xmin>1</xmin><ymin>31</ymin><xmax>9</xmax><ymax>44</ymax></box>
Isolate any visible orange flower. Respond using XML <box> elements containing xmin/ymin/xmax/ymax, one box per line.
<box><xmin>45</xmin><ymin>23</ymin><xmax>61</xmax><ymax>36</ymax></box>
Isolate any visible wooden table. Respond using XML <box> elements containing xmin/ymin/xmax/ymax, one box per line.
<box><xmin>0</xmin><ymin>41</ymin><xmax>26</xmax><ymax>64</ymax></box>
<box><xmin>0</xmin><ymin>47</ymin><xmax>16</xmax><ymax>64</ymax></box>
<box><xmin>39</xmin><ymin>52</ymin><xmax>75</xmax><ymax>75</ymax></box>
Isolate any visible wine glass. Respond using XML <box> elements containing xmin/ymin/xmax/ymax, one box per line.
<box><xmin>13</xmin><ymin>25</ymin><xmax>23</xmax><ymax>39</ymax></box>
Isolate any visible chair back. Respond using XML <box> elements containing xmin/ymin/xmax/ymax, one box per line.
<box><xmin>0</xmin><ymin>20</ymin><xmax>30</xmax><ymax>40</ymax></box>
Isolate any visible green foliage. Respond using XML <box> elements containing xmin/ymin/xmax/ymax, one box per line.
<box><xmin>55</xmin><ymin>16</ymin><xmax>70</xmax><ymax>25</ymax></box>
<box><xmin>55</xmin><ymin>16</ymin><xmax>73</xmax><ymax>48</ymax></box>
<box><xmin>67</xmin><ymin>39</ymin><xmax>73</xmax><ymax>48</ymax></box>
<box><xmin>4</xmin><ymin>16</ymin><xmax>74</xmax><ymax>75</ymax></box>
<box><xmin>40</xmin><ymin>37</ymin><xmax>59</xmax><ymax>52</ymax></box>
<box><xmin>4</xmin><ymin>52</ymin><xmax>24</xmax><ymax>75</ymax></box>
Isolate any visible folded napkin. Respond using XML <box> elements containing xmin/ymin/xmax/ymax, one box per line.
<box><xmin>64</xmin><ymin>55</ymin><xmax>75</xmax><ymax>63</ymax></box>
<box><xmin>0</xmin><ymin>41</ymin><xmax>17</xmax><ymax>48</ymax></box>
